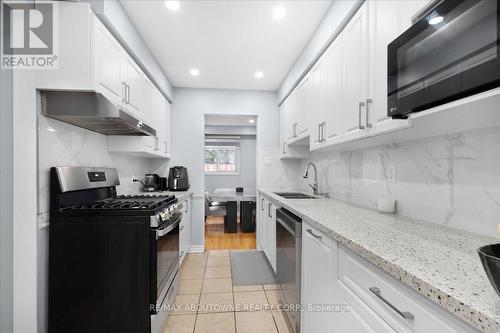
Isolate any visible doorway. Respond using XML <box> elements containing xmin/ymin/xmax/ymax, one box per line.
<box><xmin>203</xmin><ymin>114</ymin><xmax>257</xmax><ymax>250</ymax></box>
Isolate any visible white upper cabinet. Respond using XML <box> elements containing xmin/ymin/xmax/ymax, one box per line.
<box><xmin>340</xmin><ymin>1</ymin><xmax>369</xmax><ymax>142</ymax></box>
<box><xmin>122</xmin><ymin>56</ymin><xmax>144</xmax><ymax>118</ymax></box>
<box><xmin>280</xmin><ymin>0</ymin><xmax>440</xmax><ymax>153</ymax></box>
<box><xmin>323</xmin><ymin>39</ymin><xmax>343</xmax><ymax>147</ymax></box>
<box><xmin>366</xmin><ymin>0</ymin><xmax>413</xmax><ymax>134</ymax></box>
<box><xmin>93</xmin><ymin>17</ymin><xmax>125</xmax><ymax>107</ymax></box>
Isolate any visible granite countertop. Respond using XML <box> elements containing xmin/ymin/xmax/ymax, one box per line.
<box><xmin>258</xmin><ymin>189</ymin><xmax>500</xmax><ymax>333</ymax></box>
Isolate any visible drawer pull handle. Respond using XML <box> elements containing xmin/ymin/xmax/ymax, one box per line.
<box><xmin>306</xmin><ymin>229</ymin><xmax>322</xmax><ymax>240</ymax></box>
<box><xmin>369</xmin><ymin>287</ymin><xmax>415</xmax><ymax>320</ymax></box>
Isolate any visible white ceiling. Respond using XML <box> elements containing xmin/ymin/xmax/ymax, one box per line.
<box><xmin>120</xmin><ymin>0</ymin><xmax>332</xmax><ymax>91</ymax></box>
<box><xmin>205</xmin><ymin>114</ymin><xmax>257</xmax><ymax>127</ymax></box>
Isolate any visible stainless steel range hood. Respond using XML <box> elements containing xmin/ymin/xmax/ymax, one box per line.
<box><xmin>40</xmin><ymin>91</ymin><xmax>156</xmax><ymax>136</ymax></box>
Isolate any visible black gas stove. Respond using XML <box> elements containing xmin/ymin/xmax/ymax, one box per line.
<box><xmin>62</xmin><ymin>194</ymin><xmax>178</xmax><ymax>221</ymax></box>
<box><xmin>49</xmin><ymin>167</ymin><xmax>181</xmax><ymax>333</ymax></box>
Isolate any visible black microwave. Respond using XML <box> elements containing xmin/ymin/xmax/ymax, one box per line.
<box><xmin>388</xmin><ymin>0</ymin><xmax>500</xmax><ymax>118</ymax></box>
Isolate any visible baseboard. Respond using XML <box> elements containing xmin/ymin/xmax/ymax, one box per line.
<box><xmin>189</xmin><ymin>245</ymin><xmax>205</xmax><ymax>253</ymax></box>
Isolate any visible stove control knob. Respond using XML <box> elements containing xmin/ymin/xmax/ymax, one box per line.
<box><xmin>160</xmin><ymin>212</ymin><xmax>167</xmax><ymax>221</ymax></box>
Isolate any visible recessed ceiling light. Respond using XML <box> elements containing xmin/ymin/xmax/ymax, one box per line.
<box><xmin>254</xmin><ymin>71</ymin><xmax>264</xmax><ymax>79</ymax></box>
<box><xmin>249</xmin><ymin>119</ymin><xmax>255</xmax><ymax>124</ymax></box>
<box><xmin>190</xmin><ymin>68</ymin><xmax>199</xmax><ymax>77</ymax></box>
<box><xmin>273</xmin><ymin>7</ymin><xmax>286</xmax><ymax>20</ymax></box>
<box><xmin>428</xmin><ymin>16</ymin><xmax>443</xmax><ymax>25</ymax></box>
<box><xmin>165</xmin><ymin>1</ymin><xmax>180</xmax><ymax>11</ymax></box>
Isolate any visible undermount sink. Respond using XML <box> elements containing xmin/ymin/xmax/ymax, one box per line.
<box><xmin>274</xmin><ymin>192</ymin><xmax>318</xmax><ymax>199</ymax></box>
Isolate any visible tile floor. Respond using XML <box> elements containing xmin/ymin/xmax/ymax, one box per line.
<box><xmin>163</xmin><ymin>251</ymin><xmax>292</xmax><ymax>333</ymax></box>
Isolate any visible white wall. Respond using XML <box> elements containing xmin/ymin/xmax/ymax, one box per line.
<box><xmin>205</xmin><ymin>137</ymin><xmax>257</xmax><ymax>193</ymax></box>
<box><xmin>289</xmin><ymin>126</ymin><xmax>500</xmax><ymax>239</ymax></box>
<box><xmin>170</xmin><ymin>88</ymin><xmax>291</xmax><ymax>248</ymax></box>
<box><xmin>278</xmin><ymin>0</ymin><xmax>362</xmax><ymax>103</ymax></box>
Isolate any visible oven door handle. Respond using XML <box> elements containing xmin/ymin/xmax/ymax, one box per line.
<box><xmin>156</xmin><ymin>214</ymin><xmax>182</xmax><ymax>238</ymax></box>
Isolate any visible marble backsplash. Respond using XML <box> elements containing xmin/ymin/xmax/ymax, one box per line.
<box><xmin>292</xmin><ymin>125</ymin><xmax>500</xmax><ymax>239</ymax></box>
<box><xmin>37</xmin><ymin>115</ymin><xmax>158</xmax><ymax>214</ymax></box>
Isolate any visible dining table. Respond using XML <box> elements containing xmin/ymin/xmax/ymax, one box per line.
<box><xmin>210</xmin><ymin>188</ymin><xmax>257</xmax><ymax>203</ymax></box>
<box><xmin>210</xmin><ymin>188</ymin><xmax>257</xmax><ymax>233</ymax></box>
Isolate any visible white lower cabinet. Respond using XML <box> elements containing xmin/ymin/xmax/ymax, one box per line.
<box><xmin>258</xmin><ymin>194</ymin><xmax>277</xmax><ymax>272</ymax></box>
<box><xmin>179</xmin><ymin>197</ymin><xmax>191</xmax><ymax>265</ymax></box>
<box><xmin>301</xmin><ymin>223</ymin><xmax>479</xmax><ymax>333</ymax></box>
<box><xmin>265</xmin><ymin>201</ymin><xmax>277</xmax><ymax>272</ymax></box>
<box><xmin>301</xmin><ymin>223</ymin><xmax>338</xmax><ymax>333</ymax></box>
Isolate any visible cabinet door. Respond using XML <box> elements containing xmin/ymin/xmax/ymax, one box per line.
<box><xmin>367</xmin><ymin>0</ymin><xmax>411</xmax><ymax>134</ymax></box>
<box><xmin>259</xmin><ymin>197</ymin><xmax>269</xmax><ymax>253</ymax></box>
<box><xmin>267</xmin><ymin>203</ymin><xmax>276</xmax><ymax>272</ymax></box>
<box><xmin>93</xmin><ymin>18</ymin><xmax>124</xmax><ymax>106</ymax></box>
<box><xmin>337</xmin><ymin>280</ymin><xmax>397</xmax><ymax>333</ymax></box>
<box><xmin>323</xmin><ymin>39</ymin><xmax>343</xmax><ymax>147</ymax></box>
<box><xmin>124</xmin><ymin>56</ymin><xmax>144</xmax><ymax>117</ymax></box>
<box><xmin>164</xmin><ymin>100</ymin><xmax>171</xmax><ymax>155</ymax></box>
<box><xmin>310</xmin><ymin>64</ymin><xmax>324</xmax><ymax>151</ymax></box>
<box><xmin>296</xmin><ymin>75</ymin><xmax>311</xmax><ymax>136</ymax></box>
<box><xmin>301</xmin><ymin>225</ymin><xmax>338</xmax><ymax>333</ymax></box>
<box><xmin>280</xmin><ymin>102</ymin><xmax>289</xmax><ymax>156</ymax></box>
<box><xmin>340</xmin><ymin>2</ymin><xmax>369</xmax><ymax>142</ymax></box>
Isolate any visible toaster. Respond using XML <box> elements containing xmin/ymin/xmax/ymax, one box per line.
<box><xmin>168</xmin><ymin>166</ymin><xmax>189</xmax><ymax>191</ymax></box>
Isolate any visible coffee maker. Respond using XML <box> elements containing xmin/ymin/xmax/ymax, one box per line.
<box><xmin>168</xmin><ymin>166</ymin><xmax>189</xmax><ymax>191</ymax></box>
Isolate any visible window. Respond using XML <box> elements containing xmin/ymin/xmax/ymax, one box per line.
<box><xmin>204</xmin><ymin>146</ymin><xmax>239</xmax><ymax>175</ymax></box>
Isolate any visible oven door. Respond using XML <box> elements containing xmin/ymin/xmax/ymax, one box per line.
<box><xmin>150</xmin><ymin>212</ymin><xmax>181</xmax><ymax>313</ymax></box>
<box><xmin>388</xmin><ymin>0</ymin><xmax>500</xmax><ymax>118</ymax></box>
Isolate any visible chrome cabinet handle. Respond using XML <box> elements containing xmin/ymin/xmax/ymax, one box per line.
<box><xmin>282</xmin><ymin>142</ymin><xmax>286</xmax><ymax>154</ymax></box>
<box><xmin>306</xmin><ymin>229</ymin><xmax>322</xmax><ymax>240</ymax></box>
<box><xmin>180</xmin><ymin>225</ymin><xmax>185</xmax><ymax>231</ymax></box>
<box><xmin>321</xmin><ymin>122</ymin><xmax>326</xmax><ymax>142</ymax></box>
<box><xmin>268</xmin><ymin>203</ymin><xmax>272</xmax><ymax>218</ymax></box>
<box><xmin>126</xmin><ymin>84</ymin><xmax>131</xmax><ymax>103</ymax></box>
<box><xmin>261</xmin><ymin>198</ymin><xmax>265</xmax><ymax>210</ymax></box>
<box><xmin>185</xmin><ymin>201</ymin><xmax>188</xmax><ymax>213</ymax></box>
<box><xmin>164</xmin><ymin>140</ymin><xmax>168</xmax><ymax>154</ymax></box>
<box><xmin>369</xmin><ymin>287</ymin><xmax>415</xmax><ymax>320</ymax></box>
<box><xmin>358</xmin><ymin>101</ymin><xmax>365</xmax><ymax>129</ymax></box>
<box><xmin>366</xmin><ymin>98</ymin><xmax>372</xmax><ymax>129</ymax></box>
<box><xmin>317</xmin><ymin>123</ymin><xmax>321</xmax><ymax>142</ymax></box>
<box><xmin>121</xmin><ymin>82</ymin><xmax>127</xmax><ymax>104</ymax></box>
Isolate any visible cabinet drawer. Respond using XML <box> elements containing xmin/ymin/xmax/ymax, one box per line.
<box><xmin>338</xmin><ymin>246</ymin><xmax>477</xmax><ymax>333</ymax></box>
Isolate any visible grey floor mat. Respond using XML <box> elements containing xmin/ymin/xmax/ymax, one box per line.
<box><xmin>230</xmin><ymin>250</ymin><xmax>277</xmax><ymax>285</ymax></box>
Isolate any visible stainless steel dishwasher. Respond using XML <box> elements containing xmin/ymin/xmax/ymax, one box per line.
<box><xmin>276</xmin><ymin>208</ymin><xmax>302</xmax><ymax>333</ymax></box>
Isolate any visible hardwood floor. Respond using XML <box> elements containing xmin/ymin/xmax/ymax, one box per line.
<box><xmin>205</xmin><ymin>216</ymin><xmax>256</xmax><ymax>250</ymax></box>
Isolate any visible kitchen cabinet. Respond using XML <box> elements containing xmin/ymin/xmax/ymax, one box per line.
<box><xmin>301</xmin><ymin>222</ymin><xmax>479</xmax><ymax>333</ymax></box>
<box><xmin>302</xmin><ymin>222</ymin><xmax>394</xmax><ymax>333</ymax></box>
<box><xmin>92</xmin><ymin>15</ymin><xmax>145</xmax><ymax>120</ymax></box>
<box><xmin>283</xmin><ymin>0</ymin><xmax>438</xmax><ymax>153</ymax></box>
<box><xmin>310</xmin><ymin>39</ymin><xmax>343</xmax><ymax>151</ymax></box>
<box><xmin>301</xmin><ymin>223</ymin><xmax>338</xmax><ymax>333</ymax></box>
<box><xmin>340</xmin><ymin>1</ymin><xmax>369</xmax><ymax>142</ymax></box>
<box><xmin>179</xmin><ymin>197</ymin><xmax>191</xmax><ymax>265</ymax></box>
<box><xmin>257</xmin><ymin>194</ymin><xmax>267</xmax><ymax>251</ymax></box>
<box><xmin>258</xmin><ymin>195</ymin><xmax>277</xmax><ymax>272</ymax></box>
<box><xmin>93</xmin><ymin>18</ymin><xmax>124</xmax><ymax>107</ymax></box>
<box><xmin>107</xmin><ymin>135</ymin><xmax>169</xmax><ymax>159</ymax></box>
<box><xmin>366</xmin><ymin>0</ymin><xmax>416</xmax><ymax>135</ymax></box>
<box><xmin>37</xmin><ymin>3</ymin><xmax>171</xmax><ymax>152</ymax></box>
<box><xmin>263</xmin><ymin>200</ymin><xmax>277</xmax><ymax>272</ymax></box>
